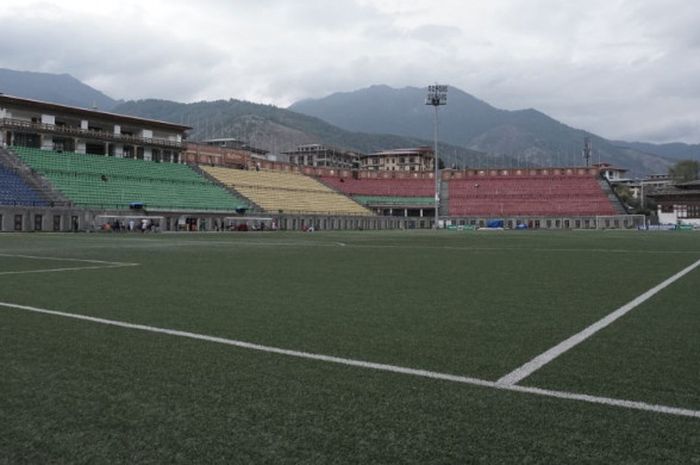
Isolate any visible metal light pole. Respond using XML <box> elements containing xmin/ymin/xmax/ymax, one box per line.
<box><xmin>426</xmin><ymin>84</ymin><xmax>447</xmax><ymax>229</ymax></box>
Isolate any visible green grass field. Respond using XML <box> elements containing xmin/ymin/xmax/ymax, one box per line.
<box><xmin>1</xmin><ymin>230</ymin><xmax>699</xmax><ymax>464</ymax></box>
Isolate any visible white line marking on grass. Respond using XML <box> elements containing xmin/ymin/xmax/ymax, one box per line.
<box><xmin>1</xmin><ymin>301</ymin><xmax>699</xmax><ymax>419</ymax></box>
<box><xmin>341</xmin><ymin>244</ymin><xmax>700</xmax><ymax>255</ymax></box>
<box><xmin>0</xmin><ymin>264</ymin><xmax>138</xmax><ymax>276</ymax></box>
<box><xmin>497</xmin><ymin>257</ymin><xmax>700</xmax><ymax>386</ymax></box>
<box><xmin>0</xmin><ymin>253</ymin><xmax>139</xmax><ymax>275</ymax></box>
<box><xmin>0</xmin><ymin>253</ymin><xmax>137</xmax><ymax>265</ymax></box>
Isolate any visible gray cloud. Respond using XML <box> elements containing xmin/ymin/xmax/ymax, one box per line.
<box><xmin>0</xmin><ymin>0</ymin><xmax>698</xmax><ymax>143</ymax></box>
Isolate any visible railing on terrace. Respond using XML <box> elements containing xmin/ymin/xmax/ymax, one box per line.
<box><xmin>0</xmin><ymin>118</ymin><xmax>183</xmax><ymax>149</ymax></box>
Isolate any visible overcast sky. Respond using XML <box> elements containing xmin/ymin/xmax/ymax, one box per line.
<box><xmin>1</xmin><ymin>0</ymin><xmax>698</xmax><ymax>143</ymax></box>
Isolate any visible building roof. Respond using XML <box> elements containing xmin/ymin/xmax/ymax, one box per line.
<box><xmin>648</xmin><ymin>181</ymin><xmax>700</xmax><ymax>198</ymax></box>
<box><xmin>0</xmin><ymin>94</ymin><xmax>191</xmax><ymax>132</ymax></box>
<box><xmin>593</xmin><ymin>162</ymin><xmax>628</xmax><ymax>172</ymax></box>
<box><xmin>676</xmin><ymin>180</ymin><xmax>700</xmax><ymax>188</ymax></box>
<box><xmin>281</xmin><ymin>143</ymin><xmax>358</xmax><ymax>156</ymax></box>
<box><xmin>366</xmin><ymin>147</ymin><xmax>434</xmax><ymax>157</ymax></box>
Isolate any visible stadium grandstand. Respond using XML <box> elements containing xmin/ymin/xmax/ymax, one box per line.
<box><xmin>319</xmin><ymin>175</ymin><xmax>435</xmax><ymax>216</ymax></box>
<box><xmin>201</xmin><ymin>165</ymin><xmax>371</xmax><ymax>216</ymax></box>
<box><xmin>448</xmin><ymin>173</ymin><xmax>618</xmax><ymax>217</ymax></box>
<box><xmin>13</xmin><ymin>146</ymin><xmax>248</xmax><ymax>212</ymax></box>
<box><xmin>444</xmin><ymin>167</ymin><xmax>632</xmax><ymax>228</ymax></box>
<box><xmin>0</xmin><ymin>93</ymin><xmax>639</xmax><ymax>232</ymax></box>
<box><xmin>0</xmin><ymin>164</ymin><xmax>48</xmax><ymax>207</ymax></box>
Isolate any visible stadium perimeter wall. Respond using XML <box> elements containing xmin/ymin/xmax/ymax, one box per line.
<box><xmin>0</xmin><ymin>205</ymin><xmax>642</xmax><ymax>232</ymax></box>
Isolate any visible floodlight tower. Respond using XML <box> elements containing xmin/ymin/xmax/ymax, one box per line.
<box><xmin>583</xmin><ymin>136</ymin><xmax>593</xmax><ymax>167</ymax></box>
<box><xmin>426</xmin><ymin>84</ymin><xmax>447</xmax><ymax>229</ymax></box>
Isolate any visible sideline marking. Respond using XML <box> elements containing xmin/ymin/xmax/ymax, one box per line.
<box><xmin>1</xmin><ymin>301</ymin><xmax>699</xmax><ymax>419</ymax></box>
<box><xmin>497</xmin><ymin>257</ymin><xmax>700</xmax><ymax>386</ymax></box>
<box><xmin>0</xmin><ymin>253</ymin><xmax>139</xmax><ymax>276</ymax></box>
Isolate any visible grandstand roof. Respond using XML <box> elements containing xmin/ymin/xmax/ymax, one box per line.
<box><xmin>0</xmin><ymin>94</ymin><xmax>191</xmax><ymax>132</ymax></box>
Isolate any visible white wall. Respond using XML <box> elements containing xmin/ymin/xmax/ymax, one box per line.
<box><xmin>658</xmin><ymin>209</ymin><xmax>700</xmax><ymax>226</ymax></box>
<box><xmin>113</xmin><ymin>144</ymin><xmax>124</xmax><ymax>158</ymax></box>
<box><xmin>658</xmin><ymin>211</ymin><xmax>677</xmax><ymax>224</ymax></box>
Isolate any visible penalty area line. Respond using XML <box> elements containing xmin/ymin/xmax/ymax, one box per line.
<box><xmin>1</xmin><ymin>301</ymin><xmax>699</xmax><ymax>419</ymax></box>
<box><xmin>0</xmin><ymin>253</ymin><xmax>139</xmax><ymax>275</ymax></box>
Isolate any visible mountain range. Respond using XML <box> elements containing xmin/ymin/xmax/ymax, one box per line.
<box><xmin>0</xmin><ymin>68</ymin><xmax>119</xmax><ymax>111</ymax></box>
<box><xmin>111</xmin><ymin>99</ymin><xmax>485</xmax><ymax>166</ymax></box>
<box><xmin>290</xmin><ymin>85</ymin><xmax>699</xmax><ymax>176</ymax></box>
<box><xmin>2</xmin><ymin>68</ymin><xmax>698</xmax><ymax>175</ymax></box>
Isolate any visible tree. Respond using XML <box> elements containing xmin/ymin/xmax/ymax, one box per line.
<box><xmin>669</xmin><ymin>160</ymin><xmax>700</xmax><ymax>183</ymax></box>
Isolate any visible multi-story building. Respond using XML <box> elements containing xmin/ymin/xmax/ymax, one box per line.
<box><xmin>283</xmin><ymin>144</ymin><xmax>359</xmax><ymax>169</ymax></box>
<box><xmin>593</xmin><ymin>162</ymin><xmax>628</xmax><ymax>182</ymax></box>
<box><xmin>202</xmin><ymin>138</ymin><xmax>269</xmax><ymax>157</ymax></box>
<box><xmin>0</xmin><ymin>94</ymin><xmax>190</xmax><ymax>162</ymax></box>
<box><xmin>360</xmin><ymin>147</ymin><xmax>435</xmax><ymax>172</ymax></box>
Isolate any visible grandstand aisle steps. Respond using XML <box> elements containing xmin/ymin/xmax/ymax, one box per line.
<box><xmin>439</xmin><ymin>178</ymin><xmax>449</xmax><ymax>217</ymax></box>
<box><xmin>1</xmin><ymin>147</ymin><xmax>71</xmax><ymax>206</ymax></box>
<box><xmin>597</xmin><ymin>178</ymin><xmax>628</xmax><ymax>215</ymax></box>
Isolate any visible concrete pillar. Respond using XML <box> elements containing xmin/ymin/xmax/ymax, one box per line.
<box><xmin>40</xmin><ymin>135</ymin><xmax>53</xmax><ymax>151</ymax></box>
<box><xmin>404</xmin><ymin>208</ymin><xmax>408</xmax><ymax>217</ymax></box>
<box><xmin>76</xmin><ymin>141</ymin><xmax>86</xmax><ymax>154</ymax></box>
<box><xmin>114</xmin><ymin>144</ymin><xmax>124</xmax><ymax>158</ymax></box>
<box><xmin>420</xmin><ymin>209</ymin><xmax>424</xmax><ymax>217</ymax></box>
<box><xmin>143</xmin><ymin>147</ymin><xmax>152</xmax><ymax>161</ymax></box>
<box><xmin>81</xmin><ymin>120</ymin><xmax>89</xmax><ymax>130</ymax></box>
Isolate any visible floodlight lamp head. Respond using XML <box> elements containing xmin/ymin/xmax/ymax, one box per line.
<box><xmin>426</xmin><ymin>84</ymin><xmax>448</xmax><ymax>106</ymax></box>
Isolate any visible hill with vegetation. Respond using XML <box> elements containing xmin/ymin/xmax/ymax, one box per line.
<box><xmin>113</xmin><ymin>98</ymin><xmax>487</xmax><ymax>167</ymax></box>
<box><xmin>0</xmin><ymin>68</ymin><xmax>118</xmax><ymax>111</ymax></box>
<box><xmin>291</xmin><ymin>85</ymin><xmax>676</xmax><ymax>176</ymax></box>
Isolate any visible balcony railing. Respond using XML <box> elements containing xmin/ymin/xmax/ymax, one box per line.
<box><xmin>0</xmin><ymin>118</ymin><xmax>183</xmax><ymax>149</ymax></box>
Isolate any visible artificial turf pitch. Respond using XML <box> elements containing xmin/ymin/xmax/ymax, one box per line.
<box><xmin>0</xmin><ymin>230</ymin><xmax>698</xmax><ymax>464</ymax></box>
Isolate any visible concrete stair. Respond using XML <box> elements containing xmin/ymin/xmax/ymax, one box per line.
<box><xmin>0</xmin><ymin>146</ymin><xmax>72</xmax><ymax>207</ymax></box>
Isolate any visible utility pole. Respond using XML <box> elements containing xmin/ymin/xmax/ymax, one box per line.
<box><xmin>583</xmin><ymin>136</ymin><xmax>592</xmax><ymax>167</ymax></box>
<box><xmin>426</xmin><ymin>84</ymin><xmax>447</xmax><ymax>229</ymax></box>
